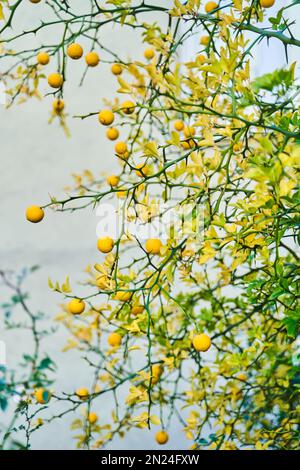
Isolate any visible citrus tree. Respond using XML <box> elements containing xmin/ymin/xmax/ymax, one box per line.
<box><xmin>1</xmin><ymin>0</ymin><xmax>300</xmax><ymax>450</ymax></box>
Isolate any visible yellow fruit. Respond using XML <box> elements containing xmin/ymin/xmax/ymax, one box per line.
<box><xmin>131</xmin><ymin>305</ymin><xmax>144</xmax><ymax>315</ymax></box>
<box><xmin>121</xmin><ymin>100</ymin><xmax>135</xmax><ymax>115</ymax></box>
<box><xmin>151</xmin><ymin>364</ymin><xmax>164</xmax><ymax>384</ymax></box>
<box><xmin>135</xmin><ymin>163</ymin><xmax>151</xmax><ymax>177</ymax></box>
<box><xmin>200</xmin><ymin>35</ymin><xmax>210</xmax><ymax>46</ymax></box>
<box><xmin>260</xmin><ymin>0</ymin><xmax>275</xmax><ymax>7</ymax></box>
<box><xmin>115</xmin><ymin>141</ymin><xmax>127</xmax><ymax>155</ymax></box>
<box><xmin>76</xmin><ymin>388</ymin><xmax>89</xmax><ymax>400</ymax></box>
<box><xmin>37</xmin><ymin>52</ymin><xmax>50</xmax><ymax>65</ymax></box>
<box><xmin>68</xmin><ymin>299</ymin><xmax>85</xmax><ymax>315</ymax></box>
<box><xmin>96</xmin><ymin>275</ymin><xmax>108</xmax><ymax>290</ymax></box>
<box><xmin>48</xmin><ymin>72</ymin><xmax>63</xmax><ymax>88</ymax></box>
<box><xmin>115</xmin><ymin>291</ymin><xmax>132</xmax><ymax>302</ymax></box>
<box><xmin>145</xmin><ymin>238</ymin><xmax>162</xmax><ymax>255</ymax></box>
<box><xmin>111</xmin><ymin>63</ymin><xmax>122</xmax><ymax>75</ymax></box>
<box><xmin>85</xmin><ymin>51</ymin><xmax>100</xmax><ymax>67</ymax></box>
<box><xmin>97</xmin><ymin>236</ymin><xmax>114</xmax><ymax>253</ymax></box>
<box><xmin>106</xmin><ymin>127</ymin><xmax>119</xmax><ymax>140</ymax></box>
<box><xmin>88</xmin><ymin>412</ymin><xmax>98</xmax><ymax>424</ymax></box>
<box><xmin>35</xmin><ymin>388</ymin><xmax>51</xmax><ymax>404</ymax></box>
<box><xmin>205</xmin><ymin>1</ymin><xmax>218</xmax><ymax>13</ymax></box>
<box><xmin>192</xmin><ymin>333</ymin><xmax>211</xmax><ymax>352</ymax></box>
<box><xmin>155</xmin><ymin>431</ymin><xmax>169</xmax><ymax>445</ymax></box>
<box><xmin>26</xmin><ymin>205</ymin><xmax>44</xmax><ymax>223</ymax></box>
<box><xmin>183</xmin><ymin>126</ymin><xmax>196</xmax><ymax>138</ymax></box>
<box><xmin>174</xmin><ymin>120</ymin><xmax>184</xmax><ymax>132</ymax></box>
<box><xmin>107</xmin><ymin>175</ymin><xmax>119</xmax><ymax>187</ymax></box>
<box><xmin>144</xmin><ymin>48</ymin><xmax>155</xmax><ymax>60</ymax></box>
<box><xmin>52</xmin><ymin>99</ymin><xmax>64</xmax><ymax>113</ymax></box>
<box><xmin>108</xmin><ymin>332</ymin><xmax>122</xmax><ymax>347</ymax></box>
<box><xmin>67</xmin><ymin>43</ymin><xmax>83</xmax><ymax>60</ymax></box>
<box><xmin>98</xmin><ymin>109</ymin><xmax>115</xmax><ymax>126</ymax></box>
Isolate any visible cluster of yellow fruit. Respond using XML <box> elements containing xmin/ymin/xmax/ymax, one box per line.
<box><xmin>67</xmin><ymin>298</ymin><xmax>122</xmax><ymax>346</ymax></box>
<box><xmin>95</xmin><ymin>237</ymin><xmax>163</xmax><ymax>255</ymax></box>
<box><xmin>30</xmin><ymin>0</ymin><xmax>274</xmax><ymax>95</ymax></box>
<box><xmin>173</xmin><ymin>120</ymin><xmax>199</xmax><ymax>149</ymax></box>
<box><xmin>73</xmin><ymin>390</ymin><xmax>98</xmax><ymax>422</ymax></box>
<box><xmin>35</xmin><ymin>41</ymin><xmax>101</xmax><ymax>116</ymax></box>
<box><xmin>98</xmin><ymin>102</ymin><xmax>151</xmax><ymax>180</ymax></box>
<box><xmin>260</xmin><ymin>0</ymin><xmax>275</xmax><ymax>7</ymax></box>
<box><xmin>95</xmin><ymin>236</ymin><xmax>163</xmax><ymax>256</ymax></box>
<box><xmin>26</xmin><ymin>206</ymin><xmax>212</xmax><ymax>355</ymax></box>
<box><xmin>66</xmin><ymin>297</ymin><xmax>211</xmax><ymax>350</ymax></box>
<box><xmin>98</xmin><ymin>102</ymin><xmax>135</xmax><ymax>164</ymax></box>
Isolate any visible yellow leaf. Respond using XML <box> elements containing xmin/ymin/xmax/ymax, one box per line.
<box><xmin>128</xmin><ymin>346</ymin><xmax>142</xmax><ymax>352</ymax></box>
<box><xmin>185</xmin><ymin>430</ymin><xmax>194</xmax><ymax>440</ymax></box>
<box><xmin>61</xmin><ymin>276</ymin><xmax>71</xmax><ymax>293</ymax></box>
<box><xmin>62</xmin><ymin>339</ymin><xmax>78</xmax><ymax>352</ymax></box>
<box><xmin>279</xmin><ymin>178</ymin><xmax>296</xmax><ymax>197</ymax></box>
<box><xmin>117</xmin><ymin>77</ymin><xmax>132</xmax><ymax>94</ymax></box>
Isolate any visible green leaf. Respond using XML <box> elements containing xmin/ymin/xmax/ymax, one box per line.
<box><xmin>282</xmin><ymin>309</ymin><xmax>300</xmax><ymax>338</ymax></box>
<box><xmin>269</xmin><ymin>288</ymin><xmax>284</xmax><ymax>300</ymax></box>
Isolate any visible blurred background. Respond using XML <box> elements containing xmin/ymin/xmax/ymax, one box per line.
<box><xmin>0</xmin><ymin>0</ymin><xmax>298</xmax><ymax>449</ymax></box>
